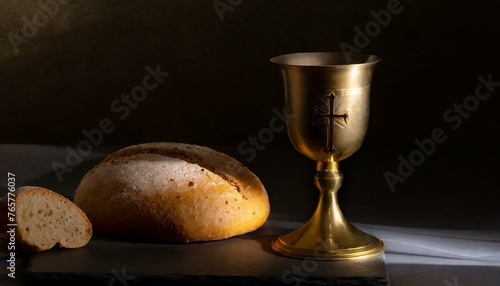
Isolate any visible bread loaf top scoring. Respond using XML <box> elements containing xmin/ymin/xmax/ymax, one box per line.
<box><xmin>74</xmin><ymin>142</ymin><xmax>270</xmax><ymax>242</ymax></box>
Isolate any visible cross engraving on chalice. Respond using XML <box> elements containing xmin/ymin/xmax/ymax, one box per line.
<box><xmin>313</xmin><ymin>91</ymin><xmax>348</xmax><ymax>154</ymax></box>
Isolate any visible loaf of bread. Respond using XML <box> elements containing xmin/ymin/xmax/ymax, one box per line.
<box><xmin>0</xmin><ymin>186</ymin><xmax>93</xmax><ymax>252</ymax></box>
<box><xmin>73</xmin><ymin>142</ymin><xmax>270</xmax><ymax>242</ymax></box>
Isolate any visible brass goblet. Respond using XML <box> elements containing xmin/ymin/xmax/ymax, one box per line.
<box><xmin>271</xmin><ymin>52</ymin><xmax>385</xmax><ymax>260</ymax></box>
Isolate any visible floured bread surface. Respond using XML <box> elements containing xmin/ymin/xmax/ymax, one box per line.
<box><xmin>0</xmin><ymin>186</ymin><xmax>92</xmax><ymax>252</ymax></box>
<box><xmin>73</xmin><ymin>142</ymin><xmax>270</xmax><ymax>242</ymax></box>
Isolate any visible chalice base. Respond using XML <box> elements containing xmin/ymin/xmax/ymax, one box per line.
<box><xmin>271</xmin><ymin>219</ymin><xmax>385</xmax><ymax>260</ymax></box>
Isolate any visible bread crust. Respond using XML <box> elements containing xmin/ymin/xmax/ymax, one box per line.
<box><xmin>73</xmin><ymin>142</ymin><xmax>270</xmax><ymax>242</ymax></box>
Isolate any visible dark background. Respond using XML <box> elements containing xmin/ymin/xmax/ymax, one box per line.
<box><xmin>1</xmin><ymin>0</ymin><xmax>499</xmax><ymax>229</ymax></box>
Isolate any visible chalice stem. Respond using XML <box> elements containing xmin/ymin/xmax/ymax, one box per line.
<box><xmin>312</xmin><ymin>161</ymin><xmax>354</xmax><ymax>250</ymax></box>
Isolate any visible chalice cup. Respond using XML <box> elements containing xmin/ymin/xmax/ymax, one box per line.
<box><xmin>271</xmin><ymin>52</ymin><xmax>385</xmax><ymax>260</ymax></box>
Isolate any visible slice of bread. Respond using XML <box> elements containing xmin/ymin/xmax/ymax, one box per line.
<box><xmin>0</xmin><ymin>186</ymin><xmax>92</xmax><ymax>252</ymax></box>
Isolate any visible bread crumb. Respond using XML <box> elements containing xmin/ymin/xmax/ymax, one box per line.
<box><xmin>188</xmin><ymin>182</ymin><xmax>194</xmax><ymax>187</ymax></box>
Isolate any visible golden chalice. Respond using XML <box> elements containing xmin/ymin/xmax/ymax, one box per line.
<box><xmin>271</xmin><ymin>52</ymin><xmax>385</xmax><ymax>260</ymax></box>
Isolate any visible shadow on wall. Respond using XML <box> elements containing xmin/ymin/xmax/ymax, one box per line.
<box><xmin>0</xmin><ymin>1</ymin><xmax>263</xmax><ymax>146</ymax></box>
<box><xmin>0</xmin><ymin>0</ymin><xmax>499</xmax><ymax>151</ymax></box>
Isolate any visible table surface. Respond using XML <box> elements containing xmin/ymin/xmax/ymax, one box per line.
<box><xmin>0</xmin><ymin>144</ymin><xmax>499</xmax><ymax>286</ymax></box>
